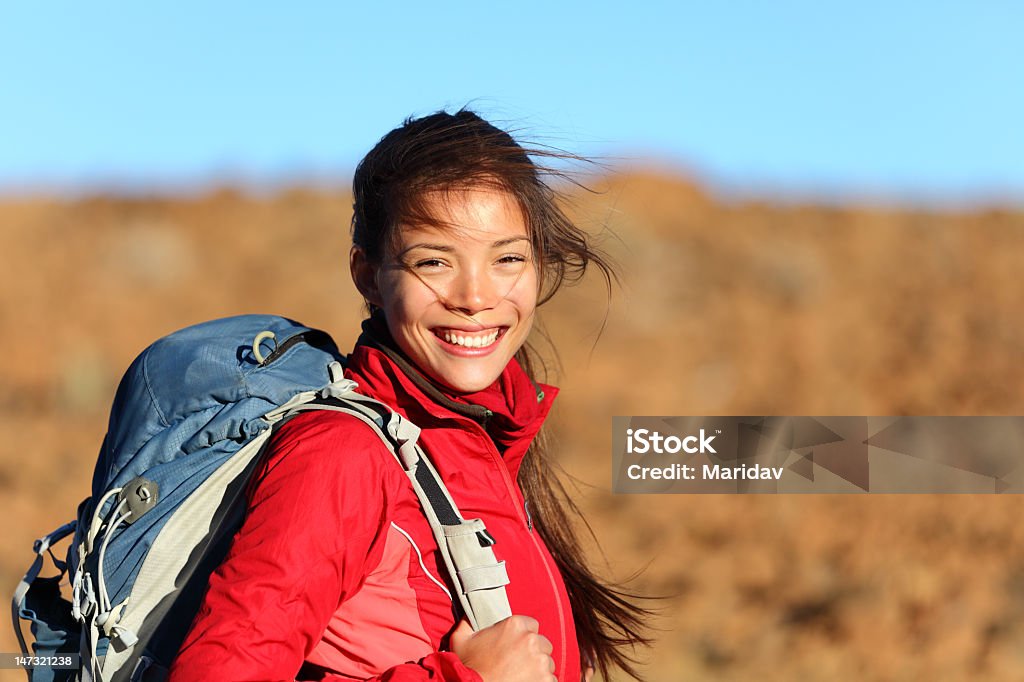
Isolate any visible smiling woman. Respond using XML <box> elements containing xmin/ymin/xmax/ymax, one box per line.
<box><xmin>352</xmin><ymin>188</ymin><xmax>538</xmax><ymax>393</ymax></box>
<box><xmin>167</xmin><ymin>109</ymin><xmax>650</xmax><ymax>682</ymax></box>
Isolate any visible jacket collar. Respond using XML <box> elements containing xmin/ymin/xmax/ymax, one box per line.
<box><xmin>343</xmin><ymin>316</ymin><xmax>557</xmax><ymax>478</ymax></box>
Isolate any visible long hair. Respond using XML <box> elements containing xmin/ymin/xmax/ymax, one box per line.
<box><xmin>351</xmin><ymin>108</ymin><xmax>652</xmax><ymax>679</ymax></box>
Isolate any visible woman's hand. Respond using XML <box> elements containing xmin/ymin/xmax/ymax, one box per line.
<box><xmin>450</xmin><ymin>616</ymin><xmax>556</xmax><ymax>682</ymax></box>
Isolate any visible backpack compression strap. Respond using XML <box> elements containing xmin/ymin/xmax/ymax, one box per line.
<box><xmin>11</xmin><ymin>521</ymin><xmax>78</xmax><ymax>658</ymax></box>
<box><xmin>284</xmin><ymin>392</ymin><xmax>512</xmax><ymax>631</ymax></box>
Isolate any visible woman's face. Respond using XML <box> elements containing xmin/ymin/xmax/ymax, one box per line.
<box><xmin>354</xmin><ymin>187</ymin><xmax>539</xmax><ymax>393</ymax></box>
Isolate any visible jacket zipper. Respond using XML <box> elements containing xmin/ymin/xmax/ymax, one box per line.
<box><xmin>466</xmin><ymin>422</ymin><xmax>568</xmax><ymax>680</ymax></box>
<box><xmin>527</xmin><ymin>520</ymin><xmax>568</xmax><ymax>679</ymax></box>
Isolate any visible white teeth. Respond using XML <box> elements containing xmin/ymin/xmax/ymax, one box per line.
<box><xmin>439</xmin><ymin>329</ymin><xmax>500</xmax><ymax>348</ymax></box>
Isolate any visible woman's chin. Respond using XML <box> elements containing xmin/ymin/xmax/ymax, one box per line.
<box><xmin>421</xmin><ymin>360</ymin><xmax>504</xmax><ymax>394</ymax></box>
<box><xmin>434</xmin><ymin>373</ymin><xmax>500</xmax><ymax>395</ymax></box>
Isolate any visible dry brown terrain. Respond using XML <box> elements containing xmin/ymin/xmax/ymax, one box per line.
<box><xmin>1</xmin><ymin>172</ymin><xmax>1023</xmax><ymax>681</ymax></box>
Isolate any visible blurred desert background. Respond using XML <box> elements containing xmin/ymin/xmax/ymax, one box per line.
<box><xmin>1</xmin><ymin>171</ymin><xmax>1023</xmax><ymax>682</ymax></box>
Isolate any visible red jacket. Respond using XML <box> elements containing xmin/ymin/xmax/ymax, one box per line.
<box><xmin>169</xmin><ymin>327</ymin><xmax>581</xmax><ymax>681</ymax></box>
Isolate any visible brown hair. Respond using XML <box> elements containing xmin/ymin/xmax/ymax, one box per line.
<box><xmin>351</xmin><ymin>108</ymin><xmax>651</xmax><ymax>679</ymax></box>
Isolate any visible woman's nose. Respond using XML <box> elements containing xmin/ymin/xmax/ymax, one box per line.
<box><xmin>445</xmin><ymin>266</ymin><xmax>499</xmax><ymax>315</ymax></box>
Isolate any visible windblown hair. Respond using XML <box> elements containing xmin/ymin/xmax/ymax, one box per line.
<box><xmin>351</xmin><ymin>108</ymin><xmax>651</xmax><ymax>679</ymax></box>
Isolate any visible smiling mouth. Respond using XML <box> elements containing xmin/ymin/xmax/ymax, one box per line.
<box><xmin>432</xmin><ymin>327</ymin><xmax>505</xmax><ymax>349</ymax></box>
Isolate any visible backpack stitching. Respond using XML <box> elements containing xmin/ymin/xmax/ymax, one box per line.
<box><xmin>142</xmin><ymin>354</ymin><xmax>170</xmax><ymax>428</ymax></box>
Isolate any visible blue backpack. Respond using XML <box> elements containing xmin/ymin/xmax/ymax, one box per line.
<box><xmin>12</xmin><ymin>315</ymin><xmax>512</xmax><ymax>682</ymax></box>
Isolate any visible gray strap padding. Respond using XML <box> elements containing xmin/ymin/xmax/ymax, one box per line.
<box><xmin>439</xmin><ymin>518</ymin><xmax>513</xmax><ymax>629</ymax></box>
<box><xmin>456</xmin><ymin>563</ymin><xmax>510</xmax><ymax>593</ymax></box>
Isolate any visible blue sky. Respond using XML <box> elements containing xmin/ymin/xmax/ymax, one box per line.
<box><xmin>2</xmin><ymin>2</ymin><xmax>1021</xmax><ymax>203</ymax></box>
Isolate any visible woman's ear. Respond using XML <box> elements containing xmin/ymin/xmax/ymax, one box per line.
<box><xmin>350</xmin><ymin>246</ymin><xmax>382</xmax><ymax>308</ymax></box>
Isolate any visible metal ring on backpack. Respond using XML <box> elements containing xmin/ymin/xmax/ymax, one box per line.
<box><xmin>252</xmin><ymin>331</ymin><xmax>277</xmax><ymax>365</ymax></box>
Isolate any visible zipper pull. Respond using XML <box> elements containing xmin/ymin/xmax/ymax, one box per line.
<box><xmin>524</xmin><ymin>499</ymin><xmax>533</xmax><ymax>531</ymax></box>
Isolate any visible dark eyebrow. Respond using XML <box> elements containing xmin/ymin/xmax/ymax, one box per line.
<box><xmin>491</xmin><ymin>237</ymin><xmax>531</xmax><ymax>248</ymax></box>
<box><xmin>398</xmin><ymin>243</ymin><xmax>455</xmax><ymax>256</ymax></box>
<box><xmin>398</xmin><ymin>237</ymin><xmax>530</xmax><ymax>256</ymax></box>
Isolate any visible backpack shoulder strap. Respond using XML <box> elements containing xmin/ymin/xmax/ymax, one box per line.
<box><xmin>285</xmin><ymin>389</ymin><xmax>512</xmax><ymax>631</ymax></box>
